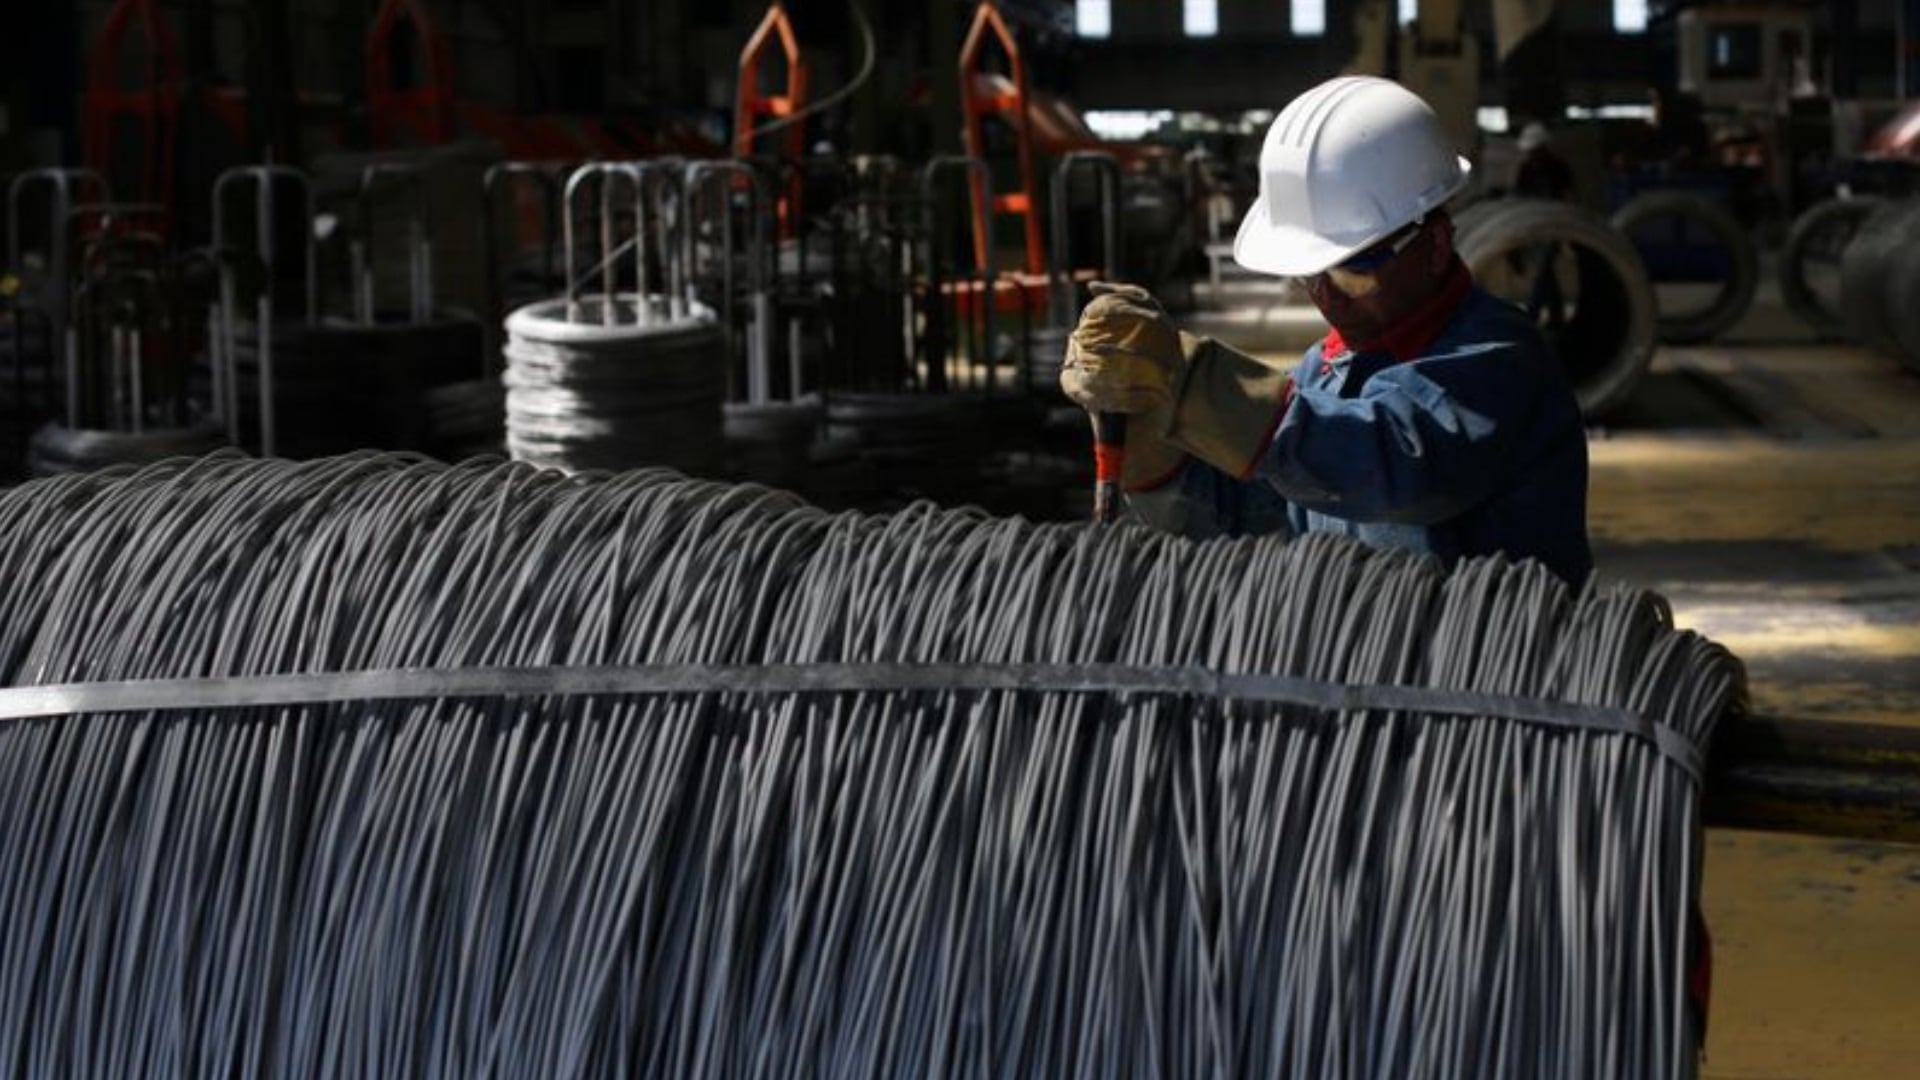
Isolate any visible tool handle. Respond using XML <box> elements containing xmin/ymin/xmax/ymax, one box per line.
<box><xmin>1092</xmin><ymin>411</ymin><xmax>1127</xmax><ymax>525</ymax></box>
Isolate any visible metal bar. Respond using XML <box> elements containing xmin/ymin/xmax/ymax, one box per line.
<box><xmin>920</xmin><ymin>156</ymin><xmax>995</xmax><ymax>396</ymax></box>
<box><xmin>1704</xmin><ymin>712</ymin><xmax>1920</xmax><ymax>842</ymax></box>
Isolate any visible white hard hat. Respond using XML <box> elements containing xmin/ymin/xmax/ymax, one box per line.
<box><xmin>1518</xmin><ymin>122</ymin><xmax>1551</xmax><ymax>152</ymax></box>
<box><xmin>1233</xmin><ymin>76</ymin><xmax>1472</xmax><ymax>278</ymax></box>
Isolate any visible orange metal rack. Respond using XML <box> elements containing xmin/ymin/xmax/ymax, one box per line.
<box><xmin>82</xmin><ymin>0</ymin><xmax>182</xmax><ymax>234</ymax></box>
<box><xmin>734</xmin><ymin>3</ymin><xmax>811</xmax><ymax>238</ymax></box>
<box><xmin>365</xmin><ymin>0</ymin><xmax>458</xmax><ymax>146</ymax></box>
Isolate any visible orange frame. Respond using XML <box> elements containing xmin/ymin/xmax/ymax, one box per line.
<box><xmin>734</xmin><ymin>3</ymin><xmax>810</xmax><ymax>237</ymax></box>
<box><xmin>82</xmin><ymin>0</ymin><xmax>181</xmax><ymax>225</ymax></box>
<box><xmin>366</xmin><ymin>0</ymin><xmax>457</xmax><ymax>145</ymax></box>
<box><xmin>958</xmin><ymin>1</ymin><xmax>1044</xmax><ymax>276</ymax></box>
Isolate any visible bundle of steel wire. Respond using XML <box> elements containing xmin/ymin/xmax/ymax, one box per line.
<box><xmin>0</xmin><ymin>452</ymin><xmax>1740</xmax><ymax>1080</ymax></box>
<box><xmin>503</xmin><ymin>295</ymin><xmax>725</xmax><ymax>475</ymax></box>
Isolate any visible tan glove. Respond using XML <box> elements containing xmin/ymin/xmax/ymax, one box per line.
<box><xmin>1061</xmin><ymin>282</ymin><xmax>1189</xmax><ymax>490</ymax></box>
<box><xmin>1060</xmin><ymin>282</ymin><xmax>1184</xmax><ymax>413</ymax></box>
<box><xmin>1165</xmin><ymin>336</ymin><xmax>1296</xmax><ymax>479</ymax></box>
<box><xmin>1061</xmin><ymin>282</ymin><xmax>1294</xmax><ymax>488</ymax></box>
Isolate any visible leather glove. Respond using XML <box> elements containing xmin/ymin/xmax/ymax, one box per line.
<box><xmin>1061</xmin><ymin>282</ymin><xmax>1189</xmax><ymax>490</ymax></box>
<box><xmin>1060</xmin><ymin>282</ymin><xmax>1184</xmax><ymax>414</ymax></box>
<box><xmin>1165</xmin><ymin>336</ymin><xmax>1296</xmax><ymax>479</ymax></box>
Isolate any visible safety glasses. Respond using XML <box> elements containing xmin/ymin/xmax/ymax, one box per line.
<box><xmin>1317</xmin><ymin>219</ymin><xmax>1425</xmax><ymax>298</ymax></box>
<box><xmin>1339</xmin><ymin>219</ymin><xmax>1425</xmax><ymax>272</ymax></box>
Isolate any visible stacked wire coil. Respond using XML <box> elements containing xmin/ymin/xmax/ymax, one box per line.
<box><xmin>503</xmin><ymin>295</ymin><xmax>725</xmax><ymax>474</ymax></box>
<box><xmin>0</xmin><ymin>452</ymin><xmax>1739</xmax><ymax>1079</ymax></box>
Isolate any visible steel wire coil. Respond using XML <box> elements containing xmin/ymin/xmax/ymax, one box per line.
<box><xmin>503</xmin><ymin>296</ymin><xmax>726</xmax><ymax>475</ymax></box>
<box><xmin>25</xmin><ymin>421</ymin><xmax>225</xmax><ymax>478</ymax></box>
<box><xmin>209</xmin><ymin>317</ymin><xmax>483</xmax><ymax>457</ymax></box>
<box><xmin>1838</xmin><ymin>197</ymin><xmax>1920</xmax><ymax>369</ymax></box>
<box><xmin>1454</xmin><ymin>199</ymin><xmax>1658</xmax><ymax>420</ymax></box>
<box><xmin>0</xmin><ymin>452</ymin><xmax>1740</xmax><ymax>1079</ymax></box>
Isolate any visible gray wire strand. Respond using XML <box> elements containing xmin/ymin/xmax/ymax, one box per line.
<box><xmin>0</xmin><ymin>451</ymin><xmax>1740</xmax><ymax>1080</ymax></box>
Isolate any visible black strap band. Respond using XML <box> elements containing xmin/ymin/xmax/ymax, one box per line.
<box><xmin>0</xmin><ymin>662</ymin><xmax>1701</xmax><ymax>781</ymax></box>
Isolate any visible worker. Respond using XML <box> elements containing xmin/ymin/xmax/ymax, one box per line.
<box><xmin>1512</xmin><ymin>122</ymin><xmax>1575</xmax><ymax>201</ymax></box>
<box><xmin>1062</xmin><ymin>75</ymin><xmax>1592</xmax><ymax>585</ymax></box>
<box><xmin>1509</xmin><ymin>121</ymin><xmax>1575</xmax><ymax>326</ymax></box>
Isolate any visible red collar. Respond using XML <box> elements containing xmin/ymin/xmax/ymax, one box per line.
<box><xmin>1320</xmin><ymin>259</ymin><xmax>1473</xmax><ymax>365</ymax></box>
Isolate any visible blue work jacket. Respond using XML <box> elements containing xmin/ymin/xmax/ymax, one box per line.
<box><xmin>1131</xmin><ymin>274</ymin><xmax>1593</xmax><ymax>585</ymax></box>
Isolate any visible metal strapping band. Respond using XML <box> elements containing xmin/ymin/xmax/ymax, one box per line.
<box><xmin>0</xmin><ymin>662</ymin><xmax>1702</xmax><ymax>781</ymax></box>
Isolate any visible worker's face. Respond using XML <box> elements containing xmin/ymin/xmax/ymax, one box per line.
<box><xmin>1307</xmin><ymin>215</ymin><xmax>1455</xmax><ymax>345</ymax></box>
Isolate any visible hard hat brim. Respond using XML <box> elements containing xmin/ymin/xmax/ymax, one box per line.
<box><xmin>1231</xmin><ymin>156</ymin><xmax>1473</xmax><ymax>278</ymax></box>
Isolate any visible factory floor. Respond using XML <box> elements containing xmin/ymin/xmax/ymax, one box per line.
<box><xmin>1189</xmin><ymin>275</ymin><xmax>1920</xmax><ymax>1079</ymax></box>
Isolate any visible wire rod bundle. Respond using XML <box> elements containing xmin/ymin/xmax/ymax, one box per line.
<box><xmin>0</xmin><ymin>452</ymin><xmax>1740</xmax><ymax>1079</ymax></box>
<box><xmin>503</xmin><ymin>296</ymin><xmax>726</xmax><ymax>474</ymax></box>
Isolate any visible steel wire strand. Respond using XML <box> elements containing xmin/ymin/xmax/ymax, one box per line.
<box><xmin>0</xmin><ymin>453</ymin><xmax>1742</xmax><ymax>1080</ymax></box>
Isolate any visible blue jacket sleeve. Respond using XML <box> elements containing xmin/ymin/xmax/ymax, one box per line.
<box><xmin>1257</xmin><ymin>339</ymin><xmax>1532</xmax><ymax>525</ymax></box>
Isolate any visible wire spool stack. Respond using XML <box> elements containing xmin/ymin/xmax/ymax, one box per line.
<box><xmin>1777</xmin><ymin>195</ymin><xmax>1885</xmax><ymax>339</ymax></box>
<box><xmin>685</xmin><ymin>160</ymin><xmax>823</xmax><ymax>491</ymax></box>
<box><xmin>723</xmin><ymin>393</ymin><xmax>821</xmax><ymax>487</ymax></box>
<box><xmin>1610</xmin><ymin>191</ymin><xmax>1758</xmax><ymax>344</ymax></box>
<box><xmin>26</xmin><ymin>424</ymin><xmax>220</xmax><ymax>477</ymax></box>
<box><xmin>27</xmin><ymin>225</ymin><xmax>224</xmax><ymax>478</ymax></box>
<box><xmin>502</xmin><ymin>163</ymin><xmax>725</xmax><ymax>475</ymax></box>
<box><xmin>5</xmin><ymin>170</ymin><xmax>109</xmax><ymax>479</ymax></box>
<box><xmin>0</xmin><ymin>452</ymin><xmax>1740</xmax><ymax>1079</ymax></box>
<box><xmin>207</xmin><ymin>166</ymin><xmax>490</xmax><ymax>460</ymax></box>
<box><xmin>805</xmin><ymin>157</ymin><xmax>1040</xmax><ymax>506</ymax></box>
<box><xmin>217</xmin><ymin>317</ymin><xmax>482</xmax><ymax>457</ymax></box>
<box><xmin>0</xmin><ymin>305</ymin><xmax>58</xmax><ymax>480</ymax></box>
<box><xmin>1839</xmin><ymin>197</ymin><xmax>1920</xmax><ymax>372</ymax></box>
<box><xmin>1454</xmin><ymin>198</ymin><xmax>1659</xmax><ymax>419</ymax></box>
<box><xmin>504</xmin><ymin>296</ymin><xmax>724</xmax><ymax>473</ymax></box>
<box><xmin>345</xmin><ymin>164</ymin><xmax>499</xmax><ymax>461</ymax></box>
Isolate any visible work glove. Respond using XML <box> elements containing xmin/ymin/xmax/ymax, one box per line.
<box><xmin>1061</xmin><ymin>282</ymin><xmax>1188</xmax><ymax>490</ymax></box>
<box><xmin>1062</xmin><ymin>282</ymin><xmax>1184</xmax><ymax>414</ymax></box>
<box><xmin>1062</xmin><ymin>282</ymin><xmax>1297</xmax><ymax>486</ymax></box>
<box><xmin>1164</xmin><ymin>336</ymin><xmax>1296</xmax><ymax>480</ymax></box>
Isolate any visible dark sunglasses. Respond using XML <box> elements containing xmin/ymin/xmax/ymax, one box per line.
<box><xmin>1336</xmin><ymin>219</ymin><xmax>1425</xmax><ymax>273</ymax></box>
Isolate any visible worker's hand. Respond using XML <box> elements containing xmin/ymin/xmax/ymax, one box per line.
<box><xmin>1061</xmin><ymin>282</ymin><xmax>1185</xmax><ymax>414</ymax></box>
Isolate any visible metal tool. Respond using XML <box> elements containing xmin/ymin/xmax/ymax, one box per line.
<box><xmin>1048</xmin><ymin>151</ymin><xmax>1128</xmax><ymax>525</ymax></box>
<box><xmin>1092</xmin><ymin>411</ymin><xmax>1126</xmax><ymax>524</ymax></box>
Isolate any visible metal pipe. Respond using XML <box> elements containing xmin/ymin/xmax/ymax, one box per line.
<box><xmin>481</xmin><ymin>162</ymin><xmax>563</xmax><ymax>374</ymax></box>
<box><xmin>356</xmin><ymin>163</ymin><xmax>435</xmax><ymax>326</ymax></box>
<box><xmin>1048</xmin><ymin>150</ymin><xmax>1123</xmax><ymax>331</ymax></box>
<box><xmin>212</xmin><ymin>165</ymin><xmax>316</xmax><ymax>455</ymax></box>
<box><xmin>920</xmin><ymin>156</ymin><xmax>995</xmax><ymax>396</ymax></box>
<box><xmin>6</xmin><ymin>168</ymin><xmax>109</xmax><ymax>361</ymax></box>
<box><xmin>685</xmin><ymin>160</ymin><xmax>772</xmax><ymax>404</ymax></box>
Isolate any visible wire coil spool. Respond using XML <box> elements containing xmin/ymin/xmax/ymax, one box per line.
<box><xmin>1455</xmin><ymin>198</ymin><xmax>1658</xmax><ymax>420</ymax></box>
<box><xmin>0</xmin><ymin>452</ymin><xmax>1738</xmax><ymax>1079</ymax></box>
<box><xmin>1610</xmin><ymin>191</ymin><xmax>1758</xmax><ymax>344</ymax></box>
<box><xmin>1839</xmin><ymin>197</ymin><xmax>1920</xmax><ymax>368</ymax></box>
<box><xmin>0</xmin><ymin>307</ymin><xmax>58</xmax><ymax>480</ymax></box>
<box><xmin>504</xmin><ymin>295</ymin><xmax>725</xmax><ymax>473</ymax></box>
<box><xmin>214</xmin><ymin>317</ymin><xmax>485</xmax><ymax>458</ymax></box>
<box><xmin>501</xmin><ymin>163</ymin><xmax>728</xmax><ymax>475</ymax></box>
<box><xmin>724</xmin><ymin>395</ymin><xmax>822</xmax><ymax>488</ymax></box>
<box><xmin>26</xmin><ymin>420</ymin><xmax>221</xmax><ymax>476</ymax></box>
<box><xmin>1778</xmin><ymin>195</ymin><xmax>1885</xmax><ymax>339</ymax></box>
<box><xmin>685</xmin><ymin>160</ymin><xmax>822</xmax><ymax>488</ymax></box>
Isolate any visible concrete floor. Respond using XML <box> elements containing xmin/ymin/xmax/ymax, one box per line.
<box><xmin>1192</xmin><ymin>273</ymin><xmax>1920</xmax><ymax>1078</ymax></box>
<box><xmin>1594</xmin><ymin>343</ymin><xmax>1920</xmax><ymax>1079</ymax></box>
